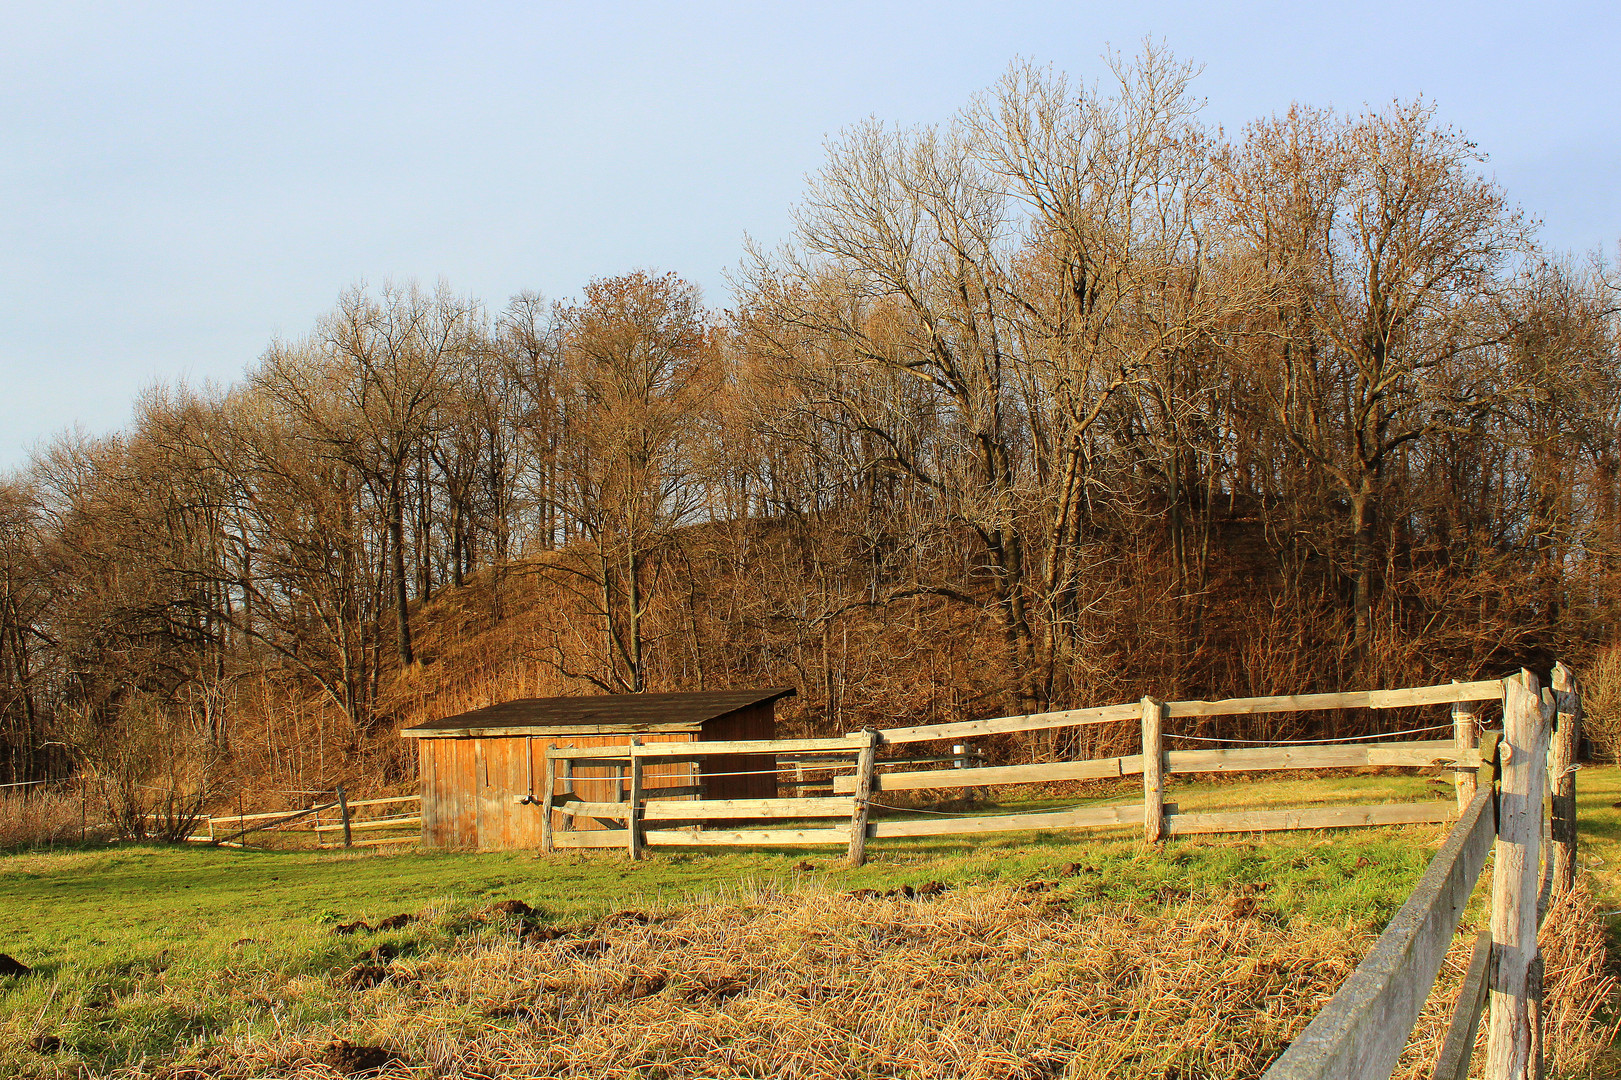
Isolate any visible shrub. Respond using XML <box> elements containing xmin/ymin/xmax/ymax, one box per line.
<box><xmin>1582</xmin><ymin>645</ymin><xmax>1621</xmax><ymax>763</ymax></box>
<box><xmin>63</xmin><ymin>692</ymin><xmax>223</xmax><ymax>842</ymax></box>
<box><xmin>0</xmin><ymin>783</ymin><xmax>87</xmax><ymax>849</ymax></box>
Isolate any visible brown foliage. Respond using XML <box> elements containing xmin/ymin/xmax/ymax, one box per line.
<box><xmin>1</xmin><ymin>52</ymin><xmax>1618</xmax><ymax>798</ymax></box>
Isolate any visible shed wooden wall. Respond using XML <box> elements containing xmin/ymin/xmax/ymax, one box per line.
<box><xmin>419</xmin><ymin>731</ymin><xmax>697</xmax><ymax>849</ymax></box>
<box><xmin>417</xmin><ymin>701</ymin><xmax>780</xmax><ymax>850</ymax></box>
<box><xmin>698</xmin><ymin>701</ymin><xmax>779</xmax><ymax>801</ymax></box>
<box><xmin>545</xmin><ymin>731</ymin><xmax>699</xmax><ymax>834</ymax></box>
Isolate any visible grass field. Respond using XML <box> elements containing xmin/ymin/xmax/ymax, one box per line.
<box><xmin>2</xmin><ymin>769</ymin><xmax>1618</xmax><ymax>1078</ymax></box>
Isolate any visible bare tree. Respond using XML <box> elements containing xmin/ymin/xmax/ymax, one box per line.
<box><xmin>257</xmin><ymin>282</ymin><xmax>480</xmax><ymax>666</ymax></box>
<box><xmin>1216</xmin><ymin>100</ymin><xmax>1532</xmax><ymax>652</ymax></box>
<box><xmin>532</xmin><ymin>272</ymin><xmax>719</xmax><ymax>693</ymax></box>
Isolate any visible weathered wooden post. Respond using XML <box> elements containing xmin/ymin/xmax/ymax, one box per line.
<box><xmin>1141</xmin><ymin>697</ymin><xmax>1166</xmax><ymax>843</ymax></box>
<box><xmin>847</xmin><ymin>730</ymin><xmax>879</xmax><ymax>867</ymax></box>
<box><xmin>540</xmin><ymin>744</ymin><xmax>557</xmax><ymax>853</ymax></box>
<box><xmin>562</xmin><ymin>755</ymin><xmax>576</xmax><ymax>837</ymax></box>
<box><xmin>1550</xmin><ymin>661</ymin><xmax>1581</xmax><ymax>898</ymax></box>
<box><xmin>627</xmin><ymin>738</ymin><xmax>644</xmax><ymax>861</ymax></box>
<box><xmin>1487</xmin><ymin>669</ymin><xmax>1554</xmax><ymax>1080</ymax></box>
<box><xmin>1452</xmin><ymin>683</ymin><xmax>1478</xmax><ymax>812</ymax></box>
<box><xmin>336</xmin><ymin>785</ymin><xmax>353</xmax><ymax>848</ymax></box>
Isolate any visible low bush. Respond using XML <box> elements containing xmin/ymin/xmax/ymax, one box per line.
<box><xmin>0</xmin><ymin>784</ymin><xmax>86</xmax><ymax>850</ymax></box>
<box><xmin>1584</xmin><ymin>645</ymin><xmax>1621</xmax><ymax>763</ymax></box>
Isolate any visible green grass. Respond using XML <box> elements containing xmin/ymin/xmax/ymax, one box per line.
<box><xmin>1</xmin><ymin>768</ymin><xmax>1616</xmax><ymax>1076</ymax></box>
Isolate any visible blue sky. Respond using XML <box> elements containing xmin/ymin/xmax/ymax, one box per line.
<box><xmin>2</xmin><ymin>2</ymin><xmax>1616</xmax><ymax>469</ymax></box>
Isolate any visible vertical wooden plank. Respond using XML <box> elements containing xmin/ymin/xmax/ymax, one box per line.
<box><xmin>1478</xmin><ymin>730</ymin><xmax>1501</xmax><ymax>820</ymax></box>
<box><xmin>1142</xmin><ymin>697</ymin><xmax>1165</xmax><ymax>844</ymax></box>
<box><xmin>472</xmin><ymin>737</ymin><xmax>487</xmax><ymax>850</ymax></box>
<box><xmin>847</xmin><ymin>729</ymin><xmax>878</xmax><ymax>867</ymax></box>
<box><xmin>1453</xmin><ymin>687</ymin><xmax>1478</xmax><ymax>813</ymax></box>
<box><xmin>336</xmin><ymin>785</ymin><xmax>352</xmax><ymax>848</ymax></box>
<box><xmin>627</xmin><ymin>737</ymin><xmax>644</xmax><ymax>861</ymax></box>
<box><xmin>418</xmin><ymin>741</ymin><xmax>438</xmax><ymax>849</ymax></box>
<box><xmin>525</xmin><ymin>737</ymin><xmax>535</xmax><ymax>801</ymax></box>
<box><xmin>464</xmin><ymin>740</ymin><xmax>477</xmax><ymax>849</ymax></box>
<box><xmin>1487</xmin><ymin>669</ymin><xmax>1553</xmax><ymax>1080</ymax></box>
<box><xmin>1549</xmin><ymin>661</ymin><xmax>1580</xmax><ymax>898</ymax></box>
<box><xmin>699</xmin><ymin>704</ymin><xmax>777</xmax><ymax>800</ymax></box>
<box><xmin>541</xmin><ymin>744</ymin><xmax>556</xmax><ymax>853</ymax></box>
<box><xmin>1431</xmin><ymin>931</ymin><xmax>1494</xmax><ymax>1080</ymax></box>
<box><xmin>562</xmin><ymin>753</ymin><xmax>576</xmax><ymax>835</ymax></box>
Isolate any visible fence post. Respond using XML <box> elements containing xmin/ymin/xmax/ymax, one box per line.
<box><xmin>1141</xmin><ymin>697</ymin><xmax>1165</xmax><ymax>843</ymax></box>
<box><xmin>336</xmin><ymin>785</ymin><xmax>352</xmax><ymax>848</ymax></box>
<box><xmin>847</xmin><ymin>729</ymin><xmax>878</xmax><ymax>867</ymax></box>
<box><xmin>1487</xmin><ymin>669</ymin><xmax>1553</xmax><ymax>1080</ymax></box>
<box><xmin>562</xmin><ymin>754</ymin><xmax>576</xmax><ymax>836</ymax></box>
<box><xmin>1550</xmin><ymin>661</ymin><xmax>1581</xmax><ymax>898</ymax></box>
<box><xmin>541</xmin><ymin>743</ymin><xmax>556</xmax><ymax>853</ymax></box>
<box><xmin>1453</xmin><ymin>684</ymin><xmax>1478</xmax><ymax>812</ymax></box>
<box><xmin>627</xmin><ymin>738</ymin><xmax>644</xmax><ymax>861</ymax></box>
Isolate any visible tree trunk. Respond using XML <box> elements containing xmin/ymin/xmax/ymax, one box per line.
<box><xmin>388</xmin><ymin>480</ymin><xmax>414</xmax><ymax>667</ymax></box>
<box><xmin>1350</xmin><ymin>485</ymin><xmax>1377</xmax><ymax>650</ymax></box>
<box><xmin>626</xmin><ymin>545</ymin><xmax>644</xmax><ymax>693</ymax></box>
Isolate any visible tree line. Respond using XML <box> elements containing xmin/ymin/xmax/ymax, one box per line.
<box><xmin>3</xmin><ymin>49</ymin><xmax>1619</xmax><ymax>793</ymax></box>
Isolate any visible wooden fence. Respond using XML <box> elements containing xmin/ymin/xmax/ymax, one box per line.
<box><xmin>525</xmin><ymin>668</ymin><xmax>1580</xmax><ymax>1077</ymax></box>
<box><xmin>1261</xmin><ymin>664</ymin><xmax>1579</xmax><ymax>1080</ymax></box>
<box><xmin>194</xmin><ymin>790</ymin><xmax>422</xmax><ymax>848</ymax></box>
<box><xmin>532</xmin><ymin>676</ymin><xmax>1504</xmax><ymax>858</ymax></box>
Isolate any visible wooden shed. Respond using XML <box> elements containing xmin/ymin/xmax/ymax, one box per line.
<box><xmin>401</xmin><ymin>687</ymin><xmax>794</xmax><ymax>850</ymax></box>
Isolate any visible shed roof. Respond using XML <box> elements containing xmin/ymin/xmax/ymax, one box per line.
<box><xmin>400</xmin><ymin>687</ymin><xmax>796</xmax><ymax>739</ymax></box>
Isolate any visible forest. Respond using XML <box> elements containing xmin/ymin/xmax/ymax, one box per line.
<box><xmin>3</xmin><ymin>51</ymin><xmax>1618</xmax><ymax>820</ymax></box>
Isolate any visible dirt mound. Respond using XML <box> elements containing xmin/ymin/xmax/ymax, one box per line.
<box><xmin>523</xmin><ymin>926</ymin><xmax>567</xmax><ymax>944</ymax></box>
<box><xmin>375</xmin><ymin>912</ymin><xmax>416</xmax><ymax>930</ymax></box>
<box><xmin>319</xmin><ymin>1039</ymin><xmax>397</xmax><ymax>1074</ymax></box>
<box><xmin>598</xmin><ymin>910</ymin><xmax>654</xmax><ymax>928</ymax></box>
<box><xmin>846</xmin><ymin>883</ymin><xmax>951</xmax><ymax>900</ymax></box>
<box><xmin>341</xmin><ymin>964</ymin><xmax>394</xmax><ymax>990</ymax></box>
<box><xmin>0</xmin><ymin>953</ymin><xmax>32</xmax><ymax>977</ymax></box>
<box><xmin>487</xmin><ymin>899</ymin><xmax>536</xmax><ymax>919</ymax></box>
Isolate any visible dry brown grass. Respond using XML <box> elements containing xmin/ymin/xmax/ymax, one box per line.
<box><xmin>142</xmin><ymin>885</ymin><xmax>1367</xmax><ymax>1079</ymax></box>
<box><xmin>1541</xmin><ymin>883</ymin><xmax>1621</xmax><ymax>1079</ymax></box>
<box><xmin>9</xmin><ymin>875</ymin><xmax>1616</xmax><ymax>1079</ymax></box>
<box><xmin>1582</xmin><ymin>644</ymin><xmax>1621</xmax><ymax>763</ymax></box>
<box><xmin>0</xmin><ymin>784</ymin><xmax>87</xmax><ymax>849</ymax></box>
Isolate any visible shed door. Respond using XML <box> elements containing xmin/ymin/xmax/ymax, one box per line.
<box><xmin>473</xmin><ymin>739</ymin><xmax>511</xmax><ymax>850</ymax></box>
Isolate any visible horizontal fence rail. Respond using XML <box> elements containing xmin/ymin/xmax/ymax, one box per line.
<box><xmin>543</xmin><ymin>679</ymin><xmax>1507</xmax><ymax>764</ymax></box>
<box><xmin>1162</xmin><ymin>680</ymin><xmax>1505</xmax><ymax>719</ymax></box>
<box><xmin>833</xmin><ymin>740</ymin><xmax>1483</xmax><ymax>793</ymax></box>
<box><xmin>190</xmin><ymin>792</ymin><xmax>423</xmax><ymax>849</ymax></box>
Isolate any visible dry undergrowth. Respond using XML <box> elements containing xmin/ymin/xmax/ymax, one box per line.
<box><xmin>0</xmin><ymin>786</ymin><xmax>87</xmax><ymax>850</ymax></box>
<box><xmin>1538</xmin><ymin>884</ymin><xmax>1621</xmax><ymax>1078</ymax></box>
<box><xmin>28</xmin><ymin>881</ymin><xmax>1618</xmax><ymax>1080</ymax></box>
